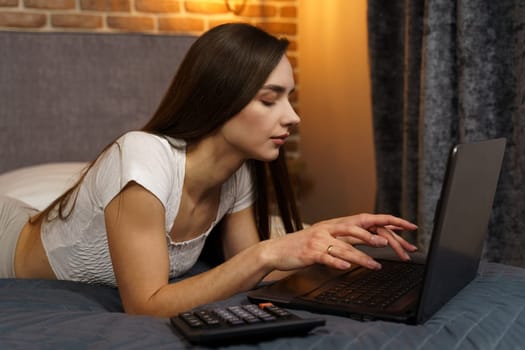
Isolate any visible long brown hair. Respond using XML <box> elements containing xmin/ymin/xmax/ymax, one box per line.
<box><xmin>35</xmin><ymin>23</ymin><xmax>303</xmax><ymax>241</ymax></box>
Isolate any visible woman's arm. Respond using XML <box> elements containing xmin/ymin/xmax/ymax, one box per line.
<box><xmin>219</xmin><ymin>206</ymin><xmax>294</xmax><ymax>281</ymax></box>
<box><xmin>105</xmin><ymin>182</ymin><xmax>417</xmax><ymax>318</ymax></box>
<box><xmin>220</xmin><ymin>207</ymin><xmax>418</xmax><ymax>281</ymax></box>
<box><xmin>104</xmin><ymin>182</ymin><xmax>274</xmax><ymax>318</ymax></box>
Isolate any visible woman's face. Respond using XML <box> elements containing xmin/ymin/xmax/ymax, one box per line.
<box><xmin>220</xmin><ymin>55</ymin><xmax>300</xmax><ymax>162</ymax></box>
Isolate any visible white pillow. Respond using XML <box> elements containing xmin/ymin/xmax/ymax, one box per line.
<box><xmin>0</xmin><ymin>162</ymin><xmax>87</xmax><ymax>210</ymax></box>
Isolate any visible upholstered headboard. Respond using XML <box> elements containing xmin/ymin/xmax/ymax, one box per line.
<box><xmin>0</xmin><ymin>31</ymin><xmax>196</xmax><ymax>174</ymax></box>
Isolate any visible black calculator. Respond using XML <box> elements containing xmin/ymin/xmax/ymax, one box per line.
<box><xmin>170</xmin><ymin>302</ymin><xmax>325</xmax><ymax>345</ymax></box>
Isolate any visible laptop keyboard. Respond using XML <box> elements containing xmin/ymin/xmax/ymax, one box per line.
<box><xmin>314</xmin><ymin>261</ymin><xmax>424</xmax><ymax>309</ymax></box>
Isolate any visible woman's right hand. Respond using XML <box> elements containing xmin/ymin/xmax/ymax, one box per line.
<box><xmin>259</xmin><ymin>213</ymin><xmax>418</xmax><ymax>272</ymax></box>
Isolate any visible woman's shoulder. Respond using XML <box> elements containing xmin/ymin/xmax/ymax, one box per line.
<box><xmin>118</xmin><ymin>131</ymin><xmax>186</xmax><ymax>151</ymax></box>
<box><xmin>118</xmin><ymin>131</ymin><xmax>165</xmax><ymax>145</ymax></box>
<box><xmin>235</xmin><ymin>162</ymin><xmax>251</xmax><ymax>178</ymax></box>
<box><xmin>228</xmin><ymin>162</ymin><xmax>254</xmax><ymax>194</ymax></box>
<box><xmin>90</xmin><ymin>131</ymin><xmax>184</xmax><ymax>206</ymax></box>
<box><xmin>100</xmin><ymin>132</ymin><xmax>181</xmax><ymax>172</ymax></box>
<box><xmin>222</xmin><ymin>162</ymin><xmax>254</xmax><ymax>214</ymax></box>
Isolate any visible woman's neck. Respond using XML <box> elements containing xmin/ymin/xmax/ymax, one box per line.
<box><xmin>184</xmin><ymin>134</ymin><xmax>245</xmax><ymax>201</ymax></box>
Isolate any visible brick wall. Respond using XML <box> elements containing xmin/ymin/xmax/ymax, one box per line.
<box><xmin>0</xmin><ymin>0</ymin><xmax>299</xmax><ymax>149</ymax></box>
<box><xmin>0</xmin><ymin>0</ymin><xmax>306</xmax><ymax>203</ymax></box>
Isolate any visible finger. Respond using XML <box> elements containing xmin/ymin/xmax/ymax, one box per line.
<box><xmin>376</xmin><ymin>227</ymin><xmax>414</xmax><ymax>261</ymax></box>
<box><xmin>384</xmin><ymin>225</ymin><xmax>407</xmax><ymax>231</ymax></box>
<box><xmin>315</xmin><ymin>242</ymin><xmax>351</xmax><ymax>270</ymax></box>
<box><xmin>376</xmin><ymin>227</ymin><xmax>418</xmax><ymax>252</ymax></box>
<box><xmin>328</xmin><ymin>223</ymin><xmax>388</xmax><ymax>247</ymax></box>
<box><xmin>357</xmin><ymin>214</ymin><xmax>418</xmax><ymax>231</ymax></box>
<box><xmin>320</xmin><ymin>251</ymin><xmax>352</xmax><ymax>270</ymax></box>
<box><xmin>336</xmin><ymin>236</ymin><xmax>366</xmax><ymax>245</ymax></box>
<box><xmin>369</xmin><ymin>225</ymin><xmax>419</xmax><ymax>251</ymax></box>
<box><xmin>322</xmin><ymin>243</ymin><xmax>382</xmax><ymax>270</ymax></box>
<box><xmin>319</xmin><ymin>215</ymin><xmax>417</xmax><ymax>239</ymax></box>
<box><xmin>391</xmin><ymin>231</ymin><xmax>418</xmax><ymax>252</ymax></box>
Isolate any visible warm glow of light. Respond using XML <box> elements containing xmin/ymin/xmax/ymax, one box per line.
<box><xmin>298</xmin><ymin>0</ymin><xmax>376</xmax><ymax>221</ymax></box>
<box><xmin>225</xmin><ymin>0</ymin><xmax>248</xmax><ymax>15</ymax></box>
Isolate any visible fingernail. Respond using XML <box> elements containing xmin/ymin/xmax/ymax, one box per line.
<box><xmin>369</xmin><ymin>260</ymin><xmax>381</xmax><ymax>270</ymax></box>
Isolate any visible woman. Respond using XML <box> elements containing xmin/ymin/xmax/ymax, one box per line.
<box><xmin>3</xmin><ymin>23</ymin><xmax>417</xmax><ymax>318</ymax></box>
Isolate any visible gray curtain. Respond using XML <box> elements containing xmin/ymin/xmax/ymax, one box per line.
<box><xmin>368</xmin><ymin>0</ymin><xmax>525</xmax><ymax>267</ymax></box>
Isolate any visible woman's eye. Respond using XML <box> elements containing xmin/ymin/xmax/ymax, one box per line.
<box><xmin>261</xmin><ymin>100</ymin><xmax>275</xmax><ymax>106</ymax></box>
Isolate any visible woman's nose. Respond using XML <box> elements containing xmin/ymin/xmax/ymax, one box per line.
<box><xmin>283</xmin><ymin>101</ymin><xmax>301</xmax><ymax>126</ymax></box>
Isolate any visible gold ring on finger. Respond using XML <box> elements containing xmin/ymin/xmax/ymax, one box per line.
<box><xmin>327</xmin><ymin>244</ymin><xmax>334</xmax><ymax>256</ymax></box>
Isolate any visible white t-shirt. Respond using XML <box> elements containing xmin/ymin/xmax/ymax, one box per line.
<box><xmin>40</xmin><ymin>131</ymin><xmax>254</xmax><ymax>286</ymax></box>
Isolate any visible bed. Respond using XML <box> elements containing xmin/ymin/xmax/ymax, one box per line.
<box><xmin>1</xmin><ymin>31</ymin><xmax>525</xmax><ymax>349</ymax></box>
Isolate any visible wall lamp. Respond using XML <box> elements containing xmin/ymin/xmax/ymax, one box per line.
<box><xmin>225</xmin><ymin>0</ymin><xmax>247</xmax><ymax>15</ymax></box>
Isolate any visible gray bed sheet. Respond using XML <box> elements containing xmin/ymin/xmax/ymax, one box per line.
<box><xmin>0</xmin><ymin>261</ymin><xmax>523</xmax><ymax>350</ymax></box>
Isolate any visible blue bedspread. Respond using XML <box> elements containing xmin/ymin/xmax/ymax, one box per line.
<box><xmin>1</xmin><ymin>262</ymin><xmax>524</xmax><ymax>349</ymax></box>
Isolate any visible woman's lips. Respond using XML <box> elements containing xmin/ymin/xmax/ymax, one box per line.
<box><xmin>270</xmin><ymin>133</ymin><xmax>289</xmax><ymax>145</ymax></box>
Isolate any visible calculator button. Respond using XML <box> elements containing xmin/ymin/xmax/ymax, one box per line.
<box><xmin>260</xmin><ymin>304</ymin><xmax>291</xmax><ymax>318</ymax></box>
<box><xmin>212</xmin><ymin>308</ymin><xmax>245</xmax><ymax>325</ymax></box>
<box><xmin>195</xmin><ymin>310</ymin><xmax>220</xmax><ymax>326</ymax></box>
<box><xmin>227</xmin><ymin>306</ymin><xmax>261</xmax><ymax>323</ymax></box>
<box><xmin>180</xmin><ymin>312</ymin><xmax>205</xmax><ymax>328</ymax></box>
<box><xmin>243</xmin><ymin>305</ymin><xmax>276</xmax><ymax>321</ymax></box>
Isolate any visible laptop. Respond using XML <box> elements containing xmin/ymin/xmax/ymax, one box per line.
<box><xmin>248</xmin><ymin>138</ymin><xmax>506</xmax><ymax>325</ymax></box>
